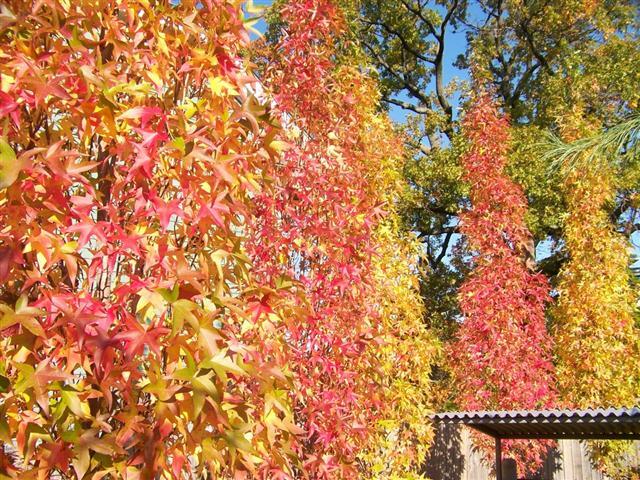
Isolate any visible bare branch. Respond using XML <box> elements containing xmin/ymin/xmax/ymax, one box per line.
<box><xmin>384</xmin><ymin>96</ymin><xmax>431</xmax><ymax>114</ymax></box>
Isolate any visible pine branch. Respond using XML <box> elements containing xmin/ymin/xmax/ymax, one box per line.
<box><xmin>541</xmin><ymin>113</ymin><xmax>640</xmax><ymax>173</ymax></box>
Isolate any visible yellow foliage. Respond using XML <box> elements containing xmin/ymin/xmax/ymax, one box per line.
<box><xmin>338</xmin><ymin>65</ymin><xmax>439</xmax><ymax>477</ymax></box>
<box><xmin>553</xmin><ymin>163</ymin><xmax>640</xmax><ymax>407</ymax></box>
<box><xmin>553</xmin><ymin>114</ymin><xmax>640</xmax><ymax>479</ymax></box>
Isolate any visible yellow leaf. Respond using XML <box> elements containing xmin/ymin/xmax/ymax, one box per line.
<box><xmin>61</xmin><ymin>388</ymin><xmax>90</xmax><ymax>418</ymax></box>
<box><xmin>0</xmin><ymin>138</ymin><xmax>20</xmax><ymax>189</ymax></box>
<box><xmin>268</xmin><ymin>140</ymin><xmax>290</xmax><ymax>153</ymax></box>
<box><xmin>156</xmin><ymin>31</ymin><xmax>170</xmax><ymax>55</ymax></box>
<box><xmin>208</xmin><ymin>77</ymin><xmax>239</xmax><ymax>97</ymax></box>
<box><xmin>61</xmin><ymin>241</ymin><xmax>78</xmax><ymax>254</ymax></box>
<box><xmin>201</xmin><ymin>350</ymin><xmax>246</xmax><ymax>377</ymax></box>
<box><xmin>147</xmin><ymin>69</ymin><xmax>163</xmax><ymax>87</ymax></box>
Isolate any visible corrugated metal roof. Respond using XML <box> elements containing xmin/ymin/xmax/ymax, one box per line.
<box><xmin>430</xmin><ymin>407</ymin><xmax>640</xmax><ymax>440</ymax></box>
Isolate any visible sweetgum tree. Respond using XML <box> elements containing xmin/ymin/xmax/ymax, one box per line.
<box><xmin>0</xmin><ymin>0</ymin><xmax>300</xmax><ymax>477</ymax></box>
<box><xmin>254</xmin><ymin>0</ymin><xmax>438</xmax><ymax>476</ymax></box>
<box><xmin>450</xmin><ymin>95</ymin><xmax>556</xmax><ymax>474</ymax></box>
<box><xmin>548</xmin><ymin>108</ymin><xmax>640</xmax><ymax>478</ymax></box>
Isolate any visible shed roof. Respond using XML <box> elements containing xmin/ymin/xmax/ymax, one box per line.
<box><xmin>431</xmin><ymin>406</ymin><xmax>640</xmax><ymax>440</ymax></box>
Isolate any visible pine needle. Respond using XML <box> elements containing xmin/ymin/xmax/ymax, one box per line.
<box><xmin>541</xmin><ymin>113</ymin><xmax>640</xmax><ymax>174</ymax></box>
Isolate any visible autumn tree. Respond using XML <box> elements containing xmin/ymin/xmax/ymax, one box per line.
<box><xmin>0</xmin><ymin>0</ymin><xmax>304</xmax><ymax>477</ymax></box>
<box><xmin>548</xmin><ymin>115</ymin><xmax>640</xmax><ymax>409</ymax></box>
<box><xmin>545</xmin><ymin>112</ymin><xmax>640</xmax><ymax>477</ymax></box>
<box><xmin>450</xmin><ymin>95</ymin><xmax>556</xmax><ymax>473</ymax></box>
<box><xmin>254</xmin><ymin>0</ymin><xmax>438</xmax><ymax>476</ymax></box>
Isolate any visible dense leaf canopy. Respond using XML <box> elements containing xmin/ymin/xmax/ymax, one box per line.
<box><xmin>450</xmin><ymin>95</ymin><xmax>556</xmax><ymax>473</ymax></box>
<box><xmin>0</xmin><ymin>0</ymin><xmax>639</xmax><ymax>478</ymax></box>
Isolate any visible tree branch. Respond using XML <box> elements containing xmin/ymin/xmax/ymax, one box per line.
<box><xmin>384</xmin><ymin>96</ymin><xmax>430</xmax><ymax>114</ymax></box>
<box><xmin>517</xmin><ymin>20</ymin><xmax>554</xmax><ymax>75</ymax></box>
<box><xmin>433</xmin><ymin>0</ymin><xmax>459</xmax><ymax>132</ymax></box>
<box><xmin>434</xmin><ymin>229</ymin><xmax>455</xmax><ymax>265</ymax></box>
<box><xmin>397</xmin><ymin>0</ymin><xmax>438</xmax><ymax>37</ymax></box>
<box><xmin>360</xmin><ymin>39</ymin><xmax>432</xmax><ymax>106</ymax></box>
<box><xmin>359</xmin><ymin>18</ymin><xmax>435</xmax><ymax>65</ymax></box>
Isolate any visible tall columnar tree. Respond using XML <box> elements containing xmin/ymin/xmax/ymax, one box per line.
<box><xmin>253</xmin><ymin>0</ymin><xmax>438</xmax><ymax>477</ymax></box>
<box><xmin>358</xmin><ymin>84</ymin><xmax>439</xmax><ymax>479</ymax></box>
<box><xmin>451</xmin><ymin>95</ymin><xmax>556</xmax><ymax>473</ymax></box>
<box><xmin>554</xmin><ymin>143</ymin><xmax>640</xmax><ymax>405</ymax></box>
<box><xmin>255</xmin><ymin>3</ymin><xmax>381</xmax><ymax>474</ymax></box>
<box><xmin>549</xmin><ymin>112</ymin><xmax>640</xmax><ymax>476</ymax></box>
<box><xmin>0</xmin><ymin>0</ymin><xmax>301</xmax><ymax>477</ymax></box>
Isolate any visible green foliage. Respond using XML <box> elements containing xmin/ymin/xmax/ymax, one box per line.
<box><xmin>508</xmin><ymin>125</ymin><xmax>565</xmax><ymax>243</ymax></box>
<box><xmin>354</xmin><ymin>0</ymin><xmax>640</xmax><ymax>363</ymax></box>
<box><xmin>401</xmin><ymin>128</ymin><xmax>466</xmax><ymax>345</ymax></box>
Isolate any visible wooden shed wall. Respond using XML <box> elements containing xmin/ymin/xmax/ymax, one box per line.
<box><xmin>423</xmin><ymin>423</ymin><xmax>640</xmax><ymax>480</ymax></box>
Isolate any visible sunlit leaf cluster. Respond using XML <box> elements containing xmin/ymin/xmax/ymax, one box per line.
<box><xmin>0</xmin><ymin>0</ymin><xmax>302</xmax><ymax>477</ymax></box>
<box><xmin>450</xmin><ymin>96</ymin><xmax>557</xmax><ymax>474</ymax></box>
<box><xmin>253</xmin><ymin>0</ymin><xmax>439</xmax><ymax>476</ymax></box>
<box><xmin>0</xmin><ymin>0</ymin><xmax>439</xmax><ymax>478</ymax></box>
<box><xmin>1</xmin><ymin>0</ymin><xmax>640</xmax><ymax>478</ymax></box>
<box><xmin>550</xmin><ymin>117</ymin><xmax>640</xmax><ymax>473</ymax></box>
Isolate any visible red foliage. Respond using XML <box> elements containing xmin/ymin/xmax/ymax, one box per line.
<box><xmin>451</xmin><ymin>95</ymin><xmax>557</xmax><ymax>473</ymax></box>
<box><xmin>0</xmin><ymin>1</ymin><xmax>299</xmax><ymax>477</ymax></box>
<box><xmin>249</xmin><ymin>0</ymin><xmax>390</xmax><ymax>476</ymax></box>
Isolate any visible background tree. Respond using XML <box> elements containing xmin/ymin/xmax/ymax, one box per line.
<box><xmin>450</xmin><ymin>95</ymin><xmax>556</xmax><ymax>474</ymax></box>
<box><xmin>545</xmin><ymin>113</ymin><xmax>640</xmax><ymax>477</ymax></box>
<box><xmin>357</xmin><ymin>0</ymin><xmax>467</xmax><ymax>349</ymax></box>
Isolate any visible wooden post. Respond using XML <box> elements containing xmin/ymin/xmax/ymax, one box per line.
<box><xmin>495</xmin><ymin>437</ymin><xmax>503</xmax><ymax>480</ymax></box>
